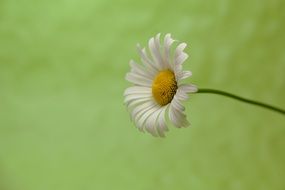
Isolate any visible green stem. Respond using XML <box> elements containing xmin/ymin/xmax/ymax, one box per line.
<box><xmin>197</xmin><ymin>88</ymin><xmax>285</xmax><ymax>115</ymax></box>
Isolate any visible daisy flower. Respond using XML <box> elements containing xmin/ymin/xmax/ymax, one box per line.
<box><xmin>124</xmin><ymin>33</ymin><xmax>197</xmax><ymax>137</ymax></box>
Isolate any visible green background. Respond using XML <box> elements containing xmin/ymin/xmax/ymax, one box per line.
<box><xmin>1</xmin><ymin>0</ymin><xmax>285</xmax><ymax>189</ymax></box>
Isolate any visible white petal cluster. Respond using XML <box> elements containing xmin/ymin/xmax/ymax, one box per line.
<box><xmin>124</xmin><ymin>33</ymin><xmax>197</xmax><ymax>137</ymax></box>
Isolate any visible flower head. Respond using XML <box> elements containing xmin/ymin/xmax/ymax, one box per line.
<box><xmin>124</xmin><ymin>33</ymin><xmax>197</xmax><ymax>137</ymax></box>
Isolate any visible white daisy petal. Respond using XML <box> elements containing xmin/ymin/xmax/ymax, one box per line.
<box><xmin>129</xmin><ymin>60</ymin><xmax>154</xmax><ymax>79</ymax></box>
<box><xmin>175</xmin><ymin>52</ymin><xmax>189</xmax><ymax>66</ymax></box>
<box><xmin>144</xmin><ymin>108</ymin><xmax>163</xmax><ymax>137</ymax></box>
<box><xmin>157</xmin><ymin>106</ymin><xmax>169</xmax><ymax>137</ymax></box>
<box><xmin>124</xmin><ymin>86</ymin><xmax>151</xmax><ymax>96</ymax></box>
<box><xmin>136</xmin><ymin>105</ymin><xmax>160</xmax><ymax>132</ymax></box>
<box><xmin>124</xmin><ymin>93</ymin><xmax>152</xmax><ymax>105</ymax></box>
<box><xmin>127</xmin><ymin>97</ymin><xmax>152</xmax><ymax>111</ymax></box>
<box><xmin>136</xmin><ymin>44</ymin><xmax>159</xmax><ymax>73</ymax></box>
<box><xmin>154</xmin><ymin>33</ymin><xmax>165</xmax><ymax>69</ymax></box>
<box><xmin>169</xmin><ymin>103</ymin><xmax>190</xmax><ymax>128</ymax></box>
<box><xmin>179</xmin><ymin>84</ymin><xmax>198</xmax><ymax>93</ymax></box>
<box><xmin>171</xmin><ymin>95</ymin><xmax>185</xmax><ymax>111</ymax></box>
<box><xmin>175</xmin><ymin>88</ymin><xmax>189</xmax><ymax>101</ymax></box>
<box><xmin>178</xmin><ymin>70</ymin><xmax>192</xmax><ymax>80</ymax></box>
<box><xmin>163</xmin><ymin>33</ymin><xmax>175</xmax><ymax>69</ymax></box>
<box><xmin>126</xmin><ymin>73</ymin><xmax>152</xmax><ymax>87</ymax></box>
<box><xmin>174</xmin><ymin>66</ymin><xmax>183</xmax><ymax>81</ymax></box>
<box><xmin>168</xmin><ymin>105</ymin><xmax>181</xmax><ymax>128</ymax></box>
<box><xmin>175</xmin><ymin>43</ymin><xmax>187</xmax><ymax>58</ymax></box>
<box><xmin>131</xmin><ymin>101</ymin><xmax>156</xmax><ymax>123</ymax></box>
<box><xmin>148</xmin><ymin>37</ymin><xmax>163</xmax><ymax>70</ymax></box>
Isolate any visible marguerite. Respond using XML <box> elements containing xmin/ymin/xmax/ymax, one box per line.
<box><xmin>124</xmin><ymin>33</ymin><xmax>197</xmax><ymax>137</ymax></box>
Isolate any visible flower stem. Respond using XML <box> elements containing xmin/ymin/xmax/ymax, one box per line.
<box><xmin>197</xmin><ymin>88</ymin><xmax>285</xmax><ymax>115</ymax></box>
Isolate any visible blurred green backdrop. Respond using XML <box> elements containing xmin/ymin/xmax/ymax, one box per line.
<box><xmin>0</xmin><ymin>0</ymin><xmax>285</xmax><ymax>189</ymax></box>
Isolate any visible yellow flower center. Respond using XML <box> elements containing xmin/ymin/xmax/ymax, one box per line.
<box><xmin>152</xmin><ymin>70</ymin><xmax>177</xmax><ymax>106</ymax></box>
